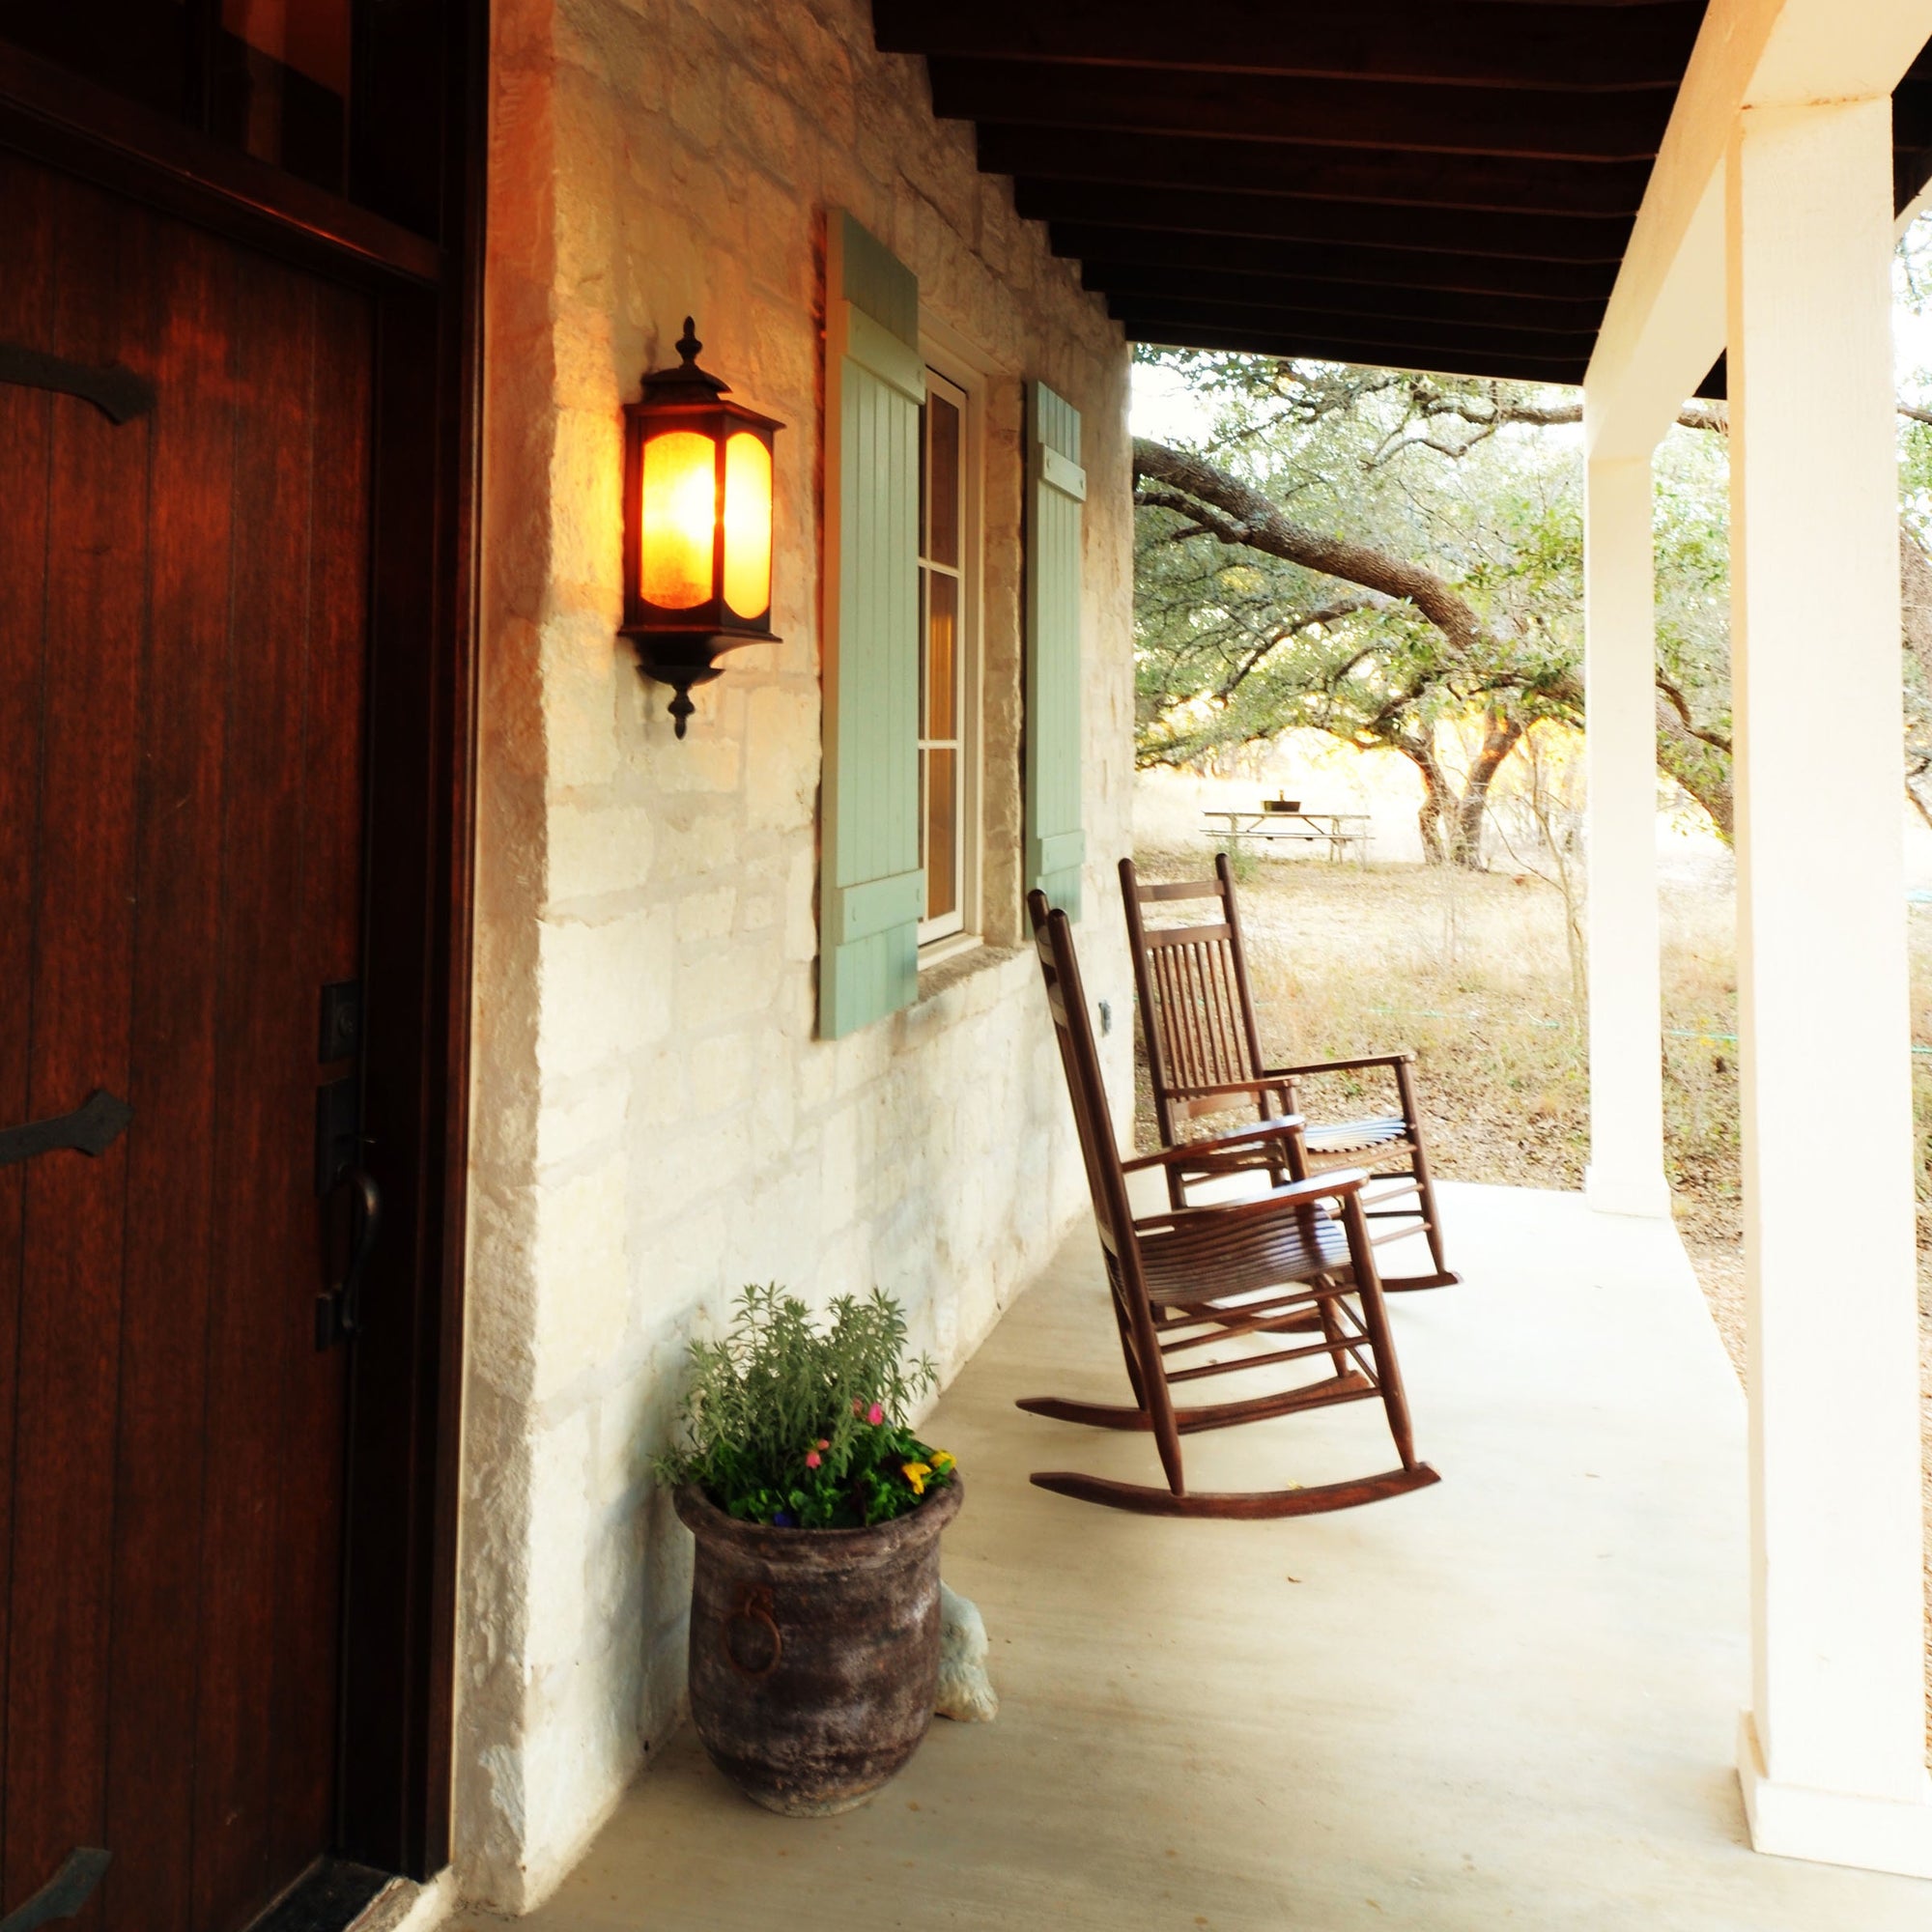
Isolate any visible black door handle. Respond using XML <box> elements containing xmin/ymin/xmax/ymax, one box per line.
<box><xmin>316</xmin><ymin>1169</ymin><xmax>381</xmax><ymax>1349</ymax></box>
<box><xmin>0</xmin><ymin>1848</ymin><xmax>111</xmax><ymax>1932</ymax></box>
<box><xmin>0</xmin><ymin>1090</ymin><xmax>132</xmax><ymax>1171</ymax></box>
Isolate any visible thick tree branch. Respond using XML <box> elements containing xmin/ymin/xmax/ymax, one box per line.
<box><xmin>1654</xmin><ymin>669</ymin><xmax>1732</xmax><ymax>754</ymax></box>
<box><xmin>1135</xmin><ymin>439</ymin><xmax>1491</xmax><ymax>656</ymax></box>
<box><xmin>1135</xmin><ymin>433</ymin><xmax>1743</xmax><ymax>841</ymax></box>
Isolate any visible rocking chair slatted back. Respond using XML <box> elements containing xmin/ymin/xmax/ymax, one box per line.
<box><xmin>1139</xmin><ymin>921</ymin><xmax>1269</xmax><ymax>1124</ymax></box>
<box><xmin>1021</xmin><ymin>887</ymin><xmax>1440</xmax><ymax>1520</ymax></box>
<box><xmin>1122</xmin><ymin>861</ymin><xmax>1269</xmax><ymax>1141</ymax></box>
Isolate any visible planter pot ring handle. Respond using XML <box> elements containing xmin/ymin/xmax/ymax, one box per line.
<box><xmin>722</xmin><ymin>1584</ymin><xmax>782</xmax><ymax>1678</ymax></box>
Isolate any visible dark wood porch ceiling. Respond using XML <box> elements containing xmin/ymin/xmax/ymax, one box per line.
<box><xmin>874</xmin><ymin>0</ymin><xmax>1932</xmax><ymax>391</ymax></box>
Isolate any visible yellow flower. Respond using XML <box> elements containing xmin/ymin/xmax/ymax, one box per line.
<box><xmin>901</xmin><ymin>1461</ymin><xmax>932</xmax><ymax>1496</ymax></box>
<box><xmin>929</xmin><ymin>1450</ymin><xmax>955</xmax><ymax>1475</ymax></box>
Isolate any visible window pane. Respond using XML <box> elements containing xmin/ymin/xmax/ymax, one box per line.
<box><xmin>925</xmin><ymin>391</ymin><xmax>959</xmax><ymax>569</ymax></box>
<box><xmin>214</xmin><ymin>0</ymin><xmax>352</xmax><ymax>192</ymax></box>
<box><xmin>918</xmin><ymin>400</ymin><xmax>929</xmax><ymax>562</ymax></box>
<box><xmin>924</xmin><ymin>748</ymin><xmax>957</xmax><ymax>922</ymax></box>
<box><xmin>925</xmin><ymin>570</ymin><xmax>956</xmax><ymax>740</ymax></box>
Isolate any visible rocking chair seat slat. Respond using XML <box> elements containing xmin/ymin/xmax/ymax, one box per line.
<box><xmin>1136</xmin><ymin>1205</ymin><xmax>1351</xmax><ymax>1305</ymax></box>
<box><xmin>1301</xmin><ymin>1117</ymin><xmax>1409</xmax><ymax>1153</ymax></box>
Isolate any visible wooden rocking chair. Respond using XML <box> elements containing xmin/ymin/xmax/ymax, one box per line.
<box><xmin>1021</xmin><ymin>888</ymin><xmax>1440</xmax><ymax>1519</ymax></box>
<box><xmin>1122</xmin><ymin>853</ymin><xmax>1460</xmax><ymax>1292</ymax></box>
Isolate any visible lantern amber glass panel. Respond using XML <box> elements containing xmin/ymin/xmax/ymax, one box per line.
<box><xmin>621</xmin><ymin>319</ymin><xmax>782</xmax><ymax>734</ymax></box>
<box><xmin>639</xmin><ymin>430</ymin><xmax>717</xmax><ymax>610</ymax></box>
<box><xmin>723</xmin><ymin>432</ymin><xmax>773</xmax><ymax>618</ymax></box>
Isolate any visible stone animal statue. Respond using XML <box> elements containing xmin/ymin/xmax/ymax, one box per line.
<box><xmin>933</xmin><ymin>1581</ymin><xmax>998</xmax><ymax>1722</ymax></box>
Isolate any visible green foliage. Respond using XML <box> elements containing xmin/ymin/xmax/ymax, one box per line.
<box><xmin>653</xmin><ymin>1284</ymin><xmax>954</xmax><ymax>1529</ymax></box>
<box><xmin>1130</xmin><ymin>352</ymin><xmax>1737</xmax><ymax>845</ymax></box>
<box><xmin>1132</xmin><ymin>355</ymin><xmax>1605</xmax><ymax>776</ymax></box>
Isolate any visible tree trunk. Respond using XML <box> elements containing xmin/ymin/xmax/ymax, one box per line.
<box><xmin>1449</xmin><ymin>711</ymin><xmax>1527</xmax><ymax>867</ymax></box>
<box><xmin>1394</xmin><ymin>731</ymin><xmax>1457</xmax><ymax>866</ymax></box>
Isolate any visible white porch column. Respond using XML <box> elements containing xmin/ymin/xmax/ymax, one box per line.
<box><xmin>1583</xmin><ymin>450</ymin><xmax>1671</xmax><ymax>1218</ymax></box>
<box><xmin>1728</xmin><ymin>93</ymin><xmax>1932</xmax><ymax>1876</ymax></box>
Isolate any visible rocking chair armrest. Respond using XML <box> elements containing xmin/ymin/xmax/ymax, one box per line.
<box><xmin>1257</xmin><ymin>1053</ymin><xmax>1413</xmax><ymax>1079</ymax></box>
<box><xmin>1131</xmin><ymin>1166</ymin><xmax>1371</xmax><ymax>1235</ymax></box>
<box><xmin>1121</xmin><ymin>1116</ymin><xmax>1305</xmax><ymax>1174</ymax></box>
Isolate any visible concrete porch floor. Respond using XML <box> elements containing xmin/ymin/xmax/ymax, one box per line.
<box><xmin>504</xmin><ymin>1182</ymin><xmax>1932</xmax><ymax>1931</ymax></box>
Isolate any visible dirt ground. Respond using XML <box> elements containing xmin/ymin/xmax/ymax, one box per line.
<box><xmin>1129</xmin><ymin>841</ymin><xmax>1932</xmax><ymax>1728</ymax></box>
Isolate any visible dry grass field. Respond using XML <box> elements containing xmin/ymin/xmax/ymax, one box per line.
<box><xmin>1129</xmin><ymin>841</ymin><xmax>1932</xmax><ymax>1724</ymax></box>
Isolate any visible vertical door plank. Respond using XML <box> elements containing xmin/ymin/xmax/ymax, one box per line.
<box><xmin>3</xmin><ymin>174</ymin><xmax>149</xmax><ymax>1924</ymax></box>
<box><xmin>189</xmin><ymin>252</ymin><xmax>318</xmax><ymax>1932</ymax></box>
<box><xmin>99</xmin><ymin>220</ymin><xmax>240</xmax><ymax>1932</ymax></box>
<box><xmin>0</xmin><ymin>151</ymin><xmax>57</xmax><ymax>1916</ymax></box>
<box><xmin>267</xmin><ymin>274</ymin><xmax>373</xmax><ymax>1883</ymax></box>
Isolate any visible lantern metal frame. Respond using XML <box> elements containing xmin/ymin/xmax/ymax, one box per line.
<box><xmin>620</xmin><ymin>318</ymin><xmax>782</xmax><ymax>736</ymax></box>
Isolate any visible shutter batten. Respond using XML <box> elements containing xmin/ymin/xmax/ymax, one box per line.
<box><xmin>1026</xmin><ymin>381</ymin><xmax>1087</xmax><ymax>920</ymax></box>
<box><xmin>820</xmin><ymin>212</ymin><xmax>925</xmax><ymax>1038</ymax></box>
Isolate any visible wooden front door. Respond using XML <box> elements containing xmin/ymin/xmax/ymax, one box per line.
<box><xmin>1</xmin><ymin>150</ymin><xmax>375</xmax><ymax>1932</ymax></box>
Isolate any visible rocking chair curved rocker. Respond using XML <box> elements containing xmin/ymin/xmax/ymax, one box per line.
<box><xmin>1022</xmin><ymin>889</ymin><xmax>1440</xmax><ymax>1520</ymax></box>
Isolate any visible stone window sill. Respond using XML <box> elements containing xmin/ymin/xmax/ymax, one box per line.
<box><xmin>914</xmin><ymin>936</ymin><xmax>1022</xmax><ymax>1006</ymax></box>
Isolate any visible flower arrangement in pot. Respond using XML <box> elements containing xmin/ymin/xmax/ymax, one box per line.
<box><xmin>655</xmin><ymin>1283</ymin><xmax>961</xmax><ymax>1816</ymax></box>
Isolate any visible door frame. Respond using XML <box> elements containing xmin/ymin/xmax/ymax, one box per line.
<box><xmin>0</xmin><ymin>16</ymin><xmax>483</xmax><ymax>1885</ymax></box>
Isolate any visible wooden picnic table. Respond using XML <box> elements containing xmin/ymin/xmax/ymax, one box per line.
<box><xmin>1201</xmin><ymin>808</ymin><xmax>1372</xmax><ymax>864</ymax></box>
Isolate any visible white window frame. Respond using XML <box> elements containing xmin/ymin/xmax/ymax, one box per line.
<box><xmin>916</xmin><ymin>347</ymin><xmax>984</xmax><ymax>956</ymax></box>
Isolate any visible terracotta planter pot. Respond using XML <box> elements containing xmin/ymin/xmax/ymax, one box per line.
<box><xmin>673</xmin><ymin>1477</ymin><xmax>963</xmax><ymax>1815</ymax></box>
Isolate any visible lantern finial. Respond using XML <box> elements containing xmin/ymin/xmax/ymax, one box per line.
<box><xmin>676</xmin><ymin>317</ymin><xmax>702</xmax><ymax>366</ymax></box>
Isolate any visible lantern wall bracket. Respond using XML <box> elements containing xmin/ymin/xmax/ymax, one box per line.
<box><xmin>623</xmin><ymin>631</ymin><xmax>752</xmax><ymax>739</ymax></box>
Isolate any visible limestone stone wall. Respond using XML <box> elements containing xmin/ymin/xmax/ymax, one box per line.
<box><xmin>466</xmin><ymin>0</ymin><xmax>1136</xmax><ymax>1910</ymax></box>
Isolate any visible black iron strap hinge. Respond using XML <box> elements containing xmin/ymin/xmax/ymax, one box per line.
<box><xmin>0</xmin><ymin>1090</ymin><xmax>132</xmax><ymax>1171</ymax></box>
<box><xmin>0</xmin><ymin>1848</ymin><xmax>111</xmax><ymax>1932</ymax></box>
<box><xmin>0</xmin><ymin>343</ymin><xmax>154</xmax><ymax>423</ymax></box>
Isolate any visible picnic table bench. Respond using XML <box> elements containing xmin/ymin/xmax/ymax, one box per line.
<box><xmin>1202</xmin><ymin>808</ymin><xmax>1372</xmax><ymax>864</ymax></box>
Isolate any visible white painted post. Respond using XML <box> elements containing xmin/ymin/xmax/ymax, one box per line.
<box><xmin>1584</xmin><ymin>449</ymin><xmax>1672</xmax><ymax>1218</ymax></box>
<box><xmin>1728</xmin><ymin>93</ymin><xmax>1932</xmax><ymax>1876</ymax></box>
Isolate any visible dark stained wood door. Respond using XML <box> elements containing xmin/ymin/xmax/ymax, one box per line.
<box><xmin>0</xmin><ymin>151</ymin><xmax>374</xmax><ymax>1932</ymax></box>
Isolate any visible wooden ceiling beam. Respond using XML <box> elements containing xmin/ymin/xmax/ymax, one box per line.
<box><xmin>1113</xmin><ymin>297</ymin><xmax>1598</xmax><ymax>355</ymax></box>
<box><xmin>1016</xmin><ymin>181</ymin><xmax>1631</xmax><ymax>263</ymax></box>
<box><xmin>1129</xmin><ymin>322</ymin><xmax>1588</xmax><ymax>385</ymax></box>
<box><xmin>1050</xmin><ymin>224</ymin><xmax>1622</xmax><ymax>301</ymax></box>
<box><xmin>1086</xmin><ymin>264</ymin><xmax>1606</xmax><ymax>334</ymax></box>
<box><xmin>877</xmin><ymin>0</ymin><xmax>1702</xmax><ymax>91</ymax></box>
<box><xmin>977</xmin><ymin>128</ymin><xmax>1653</xmax><ymax>217</ymax></box>
<box><xmin>926</xmin><ymin>59</ymin><xmax>1675</xmax><ymax>160</ymax></box>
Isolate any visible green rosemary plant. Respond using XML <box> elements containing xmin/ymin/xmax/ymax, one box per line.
<box><xmin>654</xmin><ymin>1283</ymin><xmax>955</xmax><ymax>1528</ymax></box>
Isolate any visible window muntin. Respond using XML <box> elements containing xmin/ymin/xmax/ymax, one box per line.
<box><xmin>918</xmin><ymin>370</ymin><xmax>971</xmax><ymax>945</ymax></box>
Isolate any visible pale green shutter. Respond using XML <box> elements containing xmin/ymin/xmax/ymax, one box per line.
<box><xmin>819</xmin><ymin>212</ymin><xmax>925</xmax><ymax>1038</ymax></box>
<box><xmin>1026</xmin><ymin>382</ymin><xmax>1086</xmax><ymax>920</ymax></box>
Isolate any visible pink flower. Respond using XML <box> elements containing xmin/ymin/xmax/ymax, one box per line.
<box><xmin>805</xmin><ymin>1450</ymin><xmax>822</xmax><ymax>1469</ymax></box>
<box><xmin>815</xmin><ymin>1438</ymin><xmax>830</xmax><ymax>1450</ymax></box>
<box><xmin>867</xmin><ymin>1403</ymin><xmax>884</xmax><ymax>1426</ymax></box>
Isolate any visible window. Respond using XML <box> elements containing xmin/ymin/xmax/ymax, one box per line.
<box><xmin>918</xmin><ymin>366</ymin><xmax>978</xmax><ymax>947</ymax></box>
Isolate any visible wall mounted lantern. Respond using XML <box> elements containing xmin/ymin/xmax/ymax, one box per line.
<box><xmin>621</xmin><ymin>318</ymin><xmax>782</xmax><ymax>736</ymax></box>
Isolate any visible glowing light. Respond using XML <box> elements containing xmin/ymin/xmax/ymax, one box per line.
<box><xmin>722</xmin><ymin>432</ymin><xmax>773</xmax><ymax>619</ymax></box>
<box><xmin>639</xmin><ymin>430</ymin><xmax>716</xmax><ymax>609</ymax></box>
